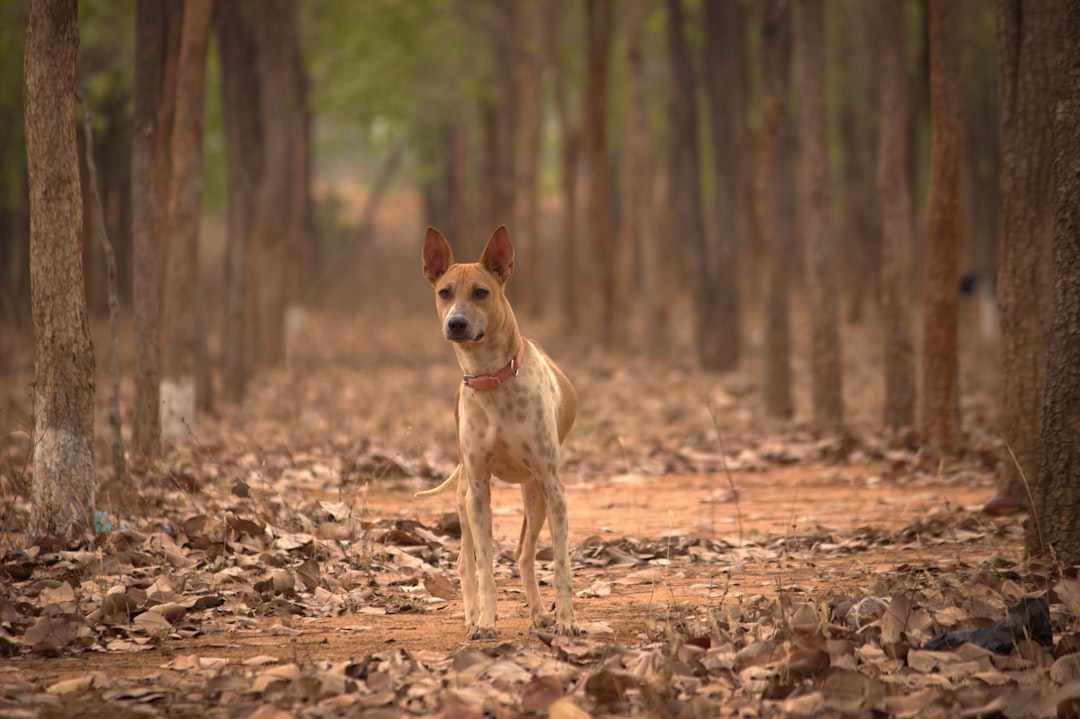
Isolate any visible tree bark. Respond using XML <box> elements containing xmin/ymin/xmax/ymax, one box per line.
<box><xmin>665</xmin><ymin>0</ymin><xmax>714</xmax><ymax>370</ymax></box>
<box><xmin>618</xmin><ymin>0</ymin><xmax>653</xmax><ymax>350</ymax></box>
<box><xmin>131</xmin><ymin>0</ymin><xmax>165</xmax><ymax>459</ymax></box>
<box><xmin>585</xmin><ymin>0</ymin><xmax>616</xmax><ymax>345</ymax></box>
<box><xmin>702</xmin><ymin>0</ymin><xmax>742</xmax><ymax>371</ymax></box>
<box><xmin>797</xmin><ymin>0</ymin><xmax>843</xmax><ymax>431</ymax></box>
<box><xmin>250</xmin><ymin>0</ymin><xmax>297</xmax><ymax>367</ymax></box>
<box><xmin>286</xmin><ymin>8</ymin><xmax>315</xmax><ymax>312</ymax></box>
<box><xmin>878</xmin><ymin>0</ymin><xmax>916</xmax><ymax>430</ymax></box>
<box><xmin>216</xmin><ymin>0</ymin><xmax>261</xmax><ymax>403</ymax></box>
<box><xmin>757</xmin><ymin>0</ymin><xmax>794</xmax><ymax>419</ymax></box>
<box><xmin>546</xmin><ymin>0</ymin><xmax>581</xmax><ymax>332</ymax></box>
<box><xmin>995</xmin><ymin>0</ymin><xmax>1058</xmax><ymax>497</ymax></box>
<box><xmin>919</xmin><ymin>0</ymin><xmax>962</xmax><ymax>451</ymax></box>
<box><xmin>24</xmin><ymin>0</ymin><xmax>96</xmax><ymax>541</ymax></box>
<box><xmin>517</xmin><ymin>0</ymin><xmax>543</xmax><ymax>319</ymax></box>
<box><xmin>1027</xmin><ymin>0</ymin><xmax>1080</xmax><ymax>566</ymax></box>
<box><xmin>160</xmin><ymin>0</ymin><xmax>213</xmax><ymax>444</ymax></box>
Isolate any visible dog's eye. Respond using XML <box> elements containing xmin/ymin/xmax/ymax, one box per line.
<box><xmin>438</xmin><ymin>287</ymin><xmax>452</xmax><ymax>300</ymax></box>
<box><xmin>472</xmin><ymin>287</ymin><xmax>489</xmax><ymax>300</ymax></box>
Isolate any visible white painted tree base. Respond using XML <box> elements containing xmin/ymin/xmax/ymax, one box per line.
<box><xmin>161</xmin><ymin>375</ymin><xmax>196</xmax><ymax>445</ymax></box>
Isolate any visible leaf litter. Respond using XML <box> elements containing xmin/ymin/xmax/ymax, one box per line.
<box><xmin>0</xmin><ymin>310</ymin><xmax>1071</xmax><ymax>717</ymax></box>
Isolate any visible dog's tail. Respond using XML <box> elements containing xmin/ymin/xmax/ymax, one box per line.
<box><xmin>414</xmin><ymin>465</ymin><xmax>460</xmax><ymax>498</ymax></box>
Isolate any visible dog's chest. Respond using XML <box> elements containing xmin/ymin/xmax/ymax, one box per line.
<box><xmin>458</xmin><ymin>370</ymin><xmax>558</xmax><ymax>481</ymax></box>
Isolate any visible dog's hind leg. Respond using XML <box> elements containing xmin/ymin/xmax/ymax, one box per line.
<box><xmin>517</xmin><ymin>481</ymin><xmax>553</xmax><ymax>629</ymax></box>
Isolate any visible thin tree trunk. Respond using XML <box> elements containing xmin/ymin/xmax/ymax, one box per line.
<box><xmin>702</xmin><ymin>0</ymin><xmax>742</xmax><ymax>371</ymax></box>
<box><xmin>217</xmin><ymin>0</ymin><xmax>261</xmax><ymax>403</ymax></box>
<box><xmin>1027</xmin><ymin>0</ymin><xmax>1080</xmax><ymax>565</ymax></box>
<box><xmin>797</xmin><ymin>0</ymin><xmax>843</xmax><ymax>431</ymax></box>
<box><xmin>132</xmin><ymin>0</ymin><xmax>165</xmax><ymax>459</ymax></box>
<box><xmin>758</xmin><ymin>0</ymin><xmax>794</xmax><ymax>419</ymax></box>
<box><xmin>160</xmin><ymin>0</ymin><xmax>213</xmax><ymax>444</ymax></box>
<box><xmin>286</xmin><ymin>9</ymin><xmax>314</xmax><ymax>312</ymax></box>
<box><xmin>619</xmin><ymin>0</ymin><xmax>652</xmax><ymax>349</ymax></box>
<box><xmin>251</xmin><ymin>0</ymin><xmax>294</xmax><ymax>367</ymax></box>
<box><xmin>78</xmin><ymin>96</ymin><xmax>128</xmax><ymax>487</ymax></box>
<box><xmin>878</xmin><ymin>0</ymin><xmax>916</xmax><ymax>430</ymax></box>
<box><xmin>585</xmin><ymin>0</ymin><xmax>616</xmax><ymax>345</ymax></box>
<box><xmin>920</xmin><ymin>0</ymin><xmax>962</xmax><ymax>451</ymax></box>
<box><xmin>24</xmin><ymin>0</ymin><xmax>96</xmax><ymax>541</ymax></box>
<box><xmin>995</xmin><ymin>0</ymin><xmax>1058</xmax><ymax>498</ymax></box>
<box><xmin>517</xmin><ymin>0</ymin><xmax>542</xmax><ymax>319</ymax></box>
<box><xmin>547</xmin><ymin>0</ymin><xmax>581</xmax><ymax>332</ymax></box>
<box><xmin>665</xmin><ymin>0</ymin><xmax>714</xmax><ymax>369</ymax></box>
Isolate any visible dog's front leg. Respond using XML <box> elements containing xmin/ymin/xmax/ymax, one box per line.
<box><xmin>465</xmin><ymin>466</ymin><xmax>498</xmax><ymax>640</ymax></box>
<box><xmin>453</xmin><ymin>466</ymin><xmax>479</xmax><ymax>636</ymax></box>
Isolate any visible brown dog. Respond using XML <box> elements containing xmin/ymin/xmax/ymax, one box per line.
<box><xmin>418</xmin><ymin>226</ymin><xmax>578</xmax><ymax>640</ymax></box>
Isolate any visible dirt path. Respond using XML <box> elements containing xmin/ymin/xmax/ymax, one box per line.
<box><xmin>5</xmin><ymin>466</ymin><xmax>1013</xmax><ymax>692</ymax></box>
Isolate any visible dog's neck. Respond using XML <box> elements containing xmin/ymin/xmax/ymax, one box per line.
<box><xmin>452</xmin><ymin>308</ymin><xmax>522</xmax><ymax>381</ymax></box>
<box><xmin>461</xmin><ymin>337</ymin><xmax>525</xmax><ymax>390</ymax></box>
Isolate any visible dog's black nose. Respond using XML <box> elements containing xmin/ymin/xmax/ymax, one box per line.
<box><xmin>446</xmin><ymin>316</ymin><xmax>469</xmax><ymax>335</ymax></box>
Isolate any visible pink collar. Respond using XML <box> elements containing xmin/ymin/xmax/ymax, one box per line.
<box><xmin>462</xmin><ymin>338</ymin><xmax>525</xmax><ymax>390</ymax></box>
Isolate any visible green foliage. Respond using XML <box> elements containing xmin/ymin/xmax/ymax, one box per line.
<box><xmin>302</xmin><ymin>0</ymin><xmax>481</xmax><ymax>156</ymax></box>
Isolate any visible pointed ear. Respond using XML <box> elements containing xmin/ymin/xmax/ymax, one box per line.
<box><xmin>423</xmin><ymin>227</ymin><xmax>454</xmax><ymax>284</ymax></box>
<box><xmin>479</xmin><ymin>225</ymin><xmax>514</xmax><ymax>283</ymax></box>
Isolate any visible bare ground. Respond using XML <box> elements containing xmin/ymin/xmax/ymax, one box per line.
<box><xmin>0</xmin><ymin>292</ymin><xmax>1053</xmax><ymax>719</ymax></box>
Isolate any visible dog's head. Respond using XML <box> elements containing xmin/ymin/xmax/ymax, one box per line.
<box><xmin>422</xmin><ymin>226</ymin><xmax>514</xmax><ymax>343</ymax></box>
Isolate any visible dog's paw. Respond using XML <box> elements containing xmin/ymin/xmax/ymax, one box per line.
<box><xmin>555</xmin><ymin>620</ymin><xmax>580</xmax><ymax>637</ymax></box>
<box><xmin>531</xmin><ymin>611</ymin><xmax>556</xmax><ymax>630</ymax></box>
<box><xmin>468</xmin><ymin>625</ymin><xmax>498</xmax><ymax>642</ymax></box>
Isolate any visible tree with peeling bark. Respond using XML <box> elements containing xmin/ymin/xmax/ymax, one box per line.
<box><xmin>796</xmin><ymin>0</ymin><xmax>842</xmax><ymax>432</ymax></box>
<box><xmin>757</xmin><ymin>0</ymin><xmax>794</xmax><ymax>420</ymax></box>
<box><xmin>1026</xmin><ymin>0</ymin><xmax>1080</xmax><ymax>568</ymax></box>
<box><xmin>24</xmin><ymin>0</ymin><xmax>95</xmax><ymax>541</ymax></box>
<box><xmin>877</xmin><ymin>0</ymin><xmax>916</xmax><ymax>431</ymax></box>
<box><xmin>920</xmin><ymin>0</ymin><xmax>962</xmax><ymax>451</ymax></box>
<box><xmin>160</xmin><ymin>0</ymin><xmax>213</xmax><ymax>445</ymax></box>
<box><xmin>995</xmin><ymin>0</ymin><xmax>1058</xmax><ymax>499</ymax></box>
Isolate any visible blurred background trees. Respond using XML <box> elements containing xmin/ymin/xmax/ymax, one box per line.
<box><xmin>4</xmin><ymin>0</ymin><xmax>1077</xmax><ymax>538</ymax></box>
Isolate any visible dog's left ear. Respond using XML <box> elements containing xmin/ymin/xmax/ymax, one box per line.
<box><xmin>423</xmin><ymin>227</ymin><xmax>454</xmax><ymax>284</ymax></box>
<box><xmin>480</xmin><ymin>225</ymin><xmax>514</xmax><ymax>283</ymax></box>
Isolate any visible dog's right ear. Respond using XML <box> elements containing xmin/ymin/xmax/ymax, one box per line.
<box><xmin>423</xmin><ymin>227</ymin><xmax>454</xmax><ymax>284</ymax></box>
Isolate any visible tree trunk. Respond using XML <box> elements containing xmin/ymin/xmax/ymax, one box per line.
<box><xmin>249</xmin><ymin>1</ymin><xmax>296</xmax><ymax>367</ymax></box>
<box><xmin>286</xmin><ymin>9</ymin><xmax>315</xmax><ymax>312</ymax></box>
<box><xmin>24</xmin><ymin>0</ymin><xmax>96</xmax><ymax>541</ymax></box>
<box><xmin>665</xmin><ymin>0</ymin><xmax>714</xmax><ymax>370</ymax></box>
<box><xmin>585</xmin><ymin>0</ymin><xmax>616</xmax><ymax>345</ymax></box>
<box><xmin>797</xmin><ymin>0</ymin><xmax>843</xmax><ymax>432</ymax></box>
<box><xmin>546</xmin><ymin>0</ymin><xmax>581</xmax><ymax>332</ymax></box>
<box><xmin>217</xmin><ymin>0</ymin><xmax>261</xmax><ymax>403</ymax></box>
<box><xmin>757</xmin><ymin>0</ymin><xmax>794</xmax><ymax>419</ymax></box>
<box><xmin>131</xmin><ymin>0</ymin><xmax>165</xmax><ymax>459</ymax></box>
<box><xmin>1027</xmin><ymin>0</ymin><xmax>1080</xmax><ymax>566</ymax></box>
<box><xmin>836</xmin><ymin>1</ymin><xmax>878</xmax><ymax>325</ymax></box>
<box><xmin>919</xmin><ymin>0</ymin><xmax>962</xmax><ymax>451</ymax></box>
<box><xmin>878</xmin><ymin>0</ymin><xmax>917</xmax><ymax>431</ymax></box>
<box><xmin>702</xmin><ymin>0</ymin><xmax>742</xmax><ymax>371</ymax></box>
<box><xmin>517</xmin><ymin>0</ymin><xmax>542</xmax><ymax>319</ymax></box>
<box><xmin>618</xmin><ymin>0</ymin><xmax>653</xmax><ymax>349</ymax></box>
<box><xmin>160</xmin><ymin>0</ymin><xmax>213</xmax><ymax>444</ymax></box>
<box><xmin>995</xmin><ymin>0</ymin><xmax>1058</xmax><ymax>498</ymax></box>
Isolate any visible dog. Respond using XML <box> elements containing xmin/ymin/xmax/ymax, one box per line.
<box><xmin>417</xmin><ymin>225</ymin><xmax>578</xmax><ymax>640</ymax></box>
